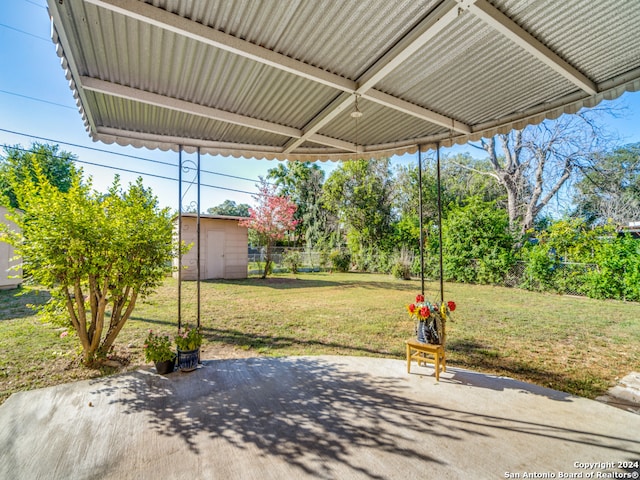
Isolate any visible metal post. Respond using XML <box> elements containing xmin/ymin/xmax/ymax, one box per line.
<box><xmin>178</xmin><ymin>146</ymin><xmax>183</xmax><ymax>331</ymax></box>
<box><xmin>436</xmin><ymin>143</ymin><xmax>444</xmax><ymax>304</ymax></box>
<box><xmin>418</xmin><ymin>146</ymin><xmax>425</xmax><ymax>297</ymax></box>
<box><xmin>197</xmin><ymin>147</ymin><xmax>201</xmax><ymax>330</ymax></box>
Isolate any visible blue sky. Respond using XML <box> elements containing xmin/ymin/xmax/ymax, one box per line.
<box><xmin>2</xmin><ymin>0</ymin><xmax>640</xmax><ymax>211</ymax></box>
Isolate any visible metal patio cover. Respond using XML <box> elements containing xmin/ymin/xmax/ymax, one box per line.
<box><xmin>48</xmin><ymin>0</ymin><xmax>640</xmax><ymax>161</ymax></box>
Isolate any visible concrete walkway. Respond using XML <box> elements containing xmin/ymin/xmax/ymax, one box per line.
<box><xmin>1</xmin><ymin>356</ymin><xmax>639</xmax><ymax>479</ymax></box>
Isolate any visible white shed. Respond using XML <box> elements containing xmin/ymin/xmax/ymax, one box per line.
<box><xmin>173</xmin><ymin>214</ymin><xmax>248</xmax><ymax>280</ymax></box>
<box><xmin>0</xmin><ymin>206</ymin><xmax>22</xmax><ymax>290</ymax></box>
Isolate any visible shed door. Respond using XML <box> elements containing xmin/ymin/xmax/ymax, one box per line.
<box><xmin>206</xmin><ymin>230</ymin><xmax>225</xmax><ymax>279</ymax></box>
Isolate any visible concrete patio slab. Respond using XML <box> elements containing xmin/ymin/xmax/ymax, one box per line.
<box><xmin>597</xmin><ymin>372</ymin><xmax>640</xmax><ymax>415</ymax></box>
<box><xmin>1</xmin><ymin>356</ymin><xmax>638</xmax><ymax>479</ymax></box>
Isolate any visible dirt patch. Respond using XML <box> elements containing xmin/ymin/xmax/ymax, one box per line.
<box><xmin>200</xmin><ymin>343</ymin><xmax>260</xmax><ymax>360</ymax></box>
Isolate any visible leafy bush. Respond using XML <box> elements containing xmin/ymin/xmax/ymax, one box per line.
<box><xmin>584</xmin><ymin>234</ymin><xmax>640</xmax><ymax>301</ymax></box>
<box><xmin>391</xmin><ymin>248</ymin><xmax>413</xmax><ymax>280</ymax></box>
<box><xmin>520</xmin><ymin>244</ymin><xmax>558</xmax><ymax>291</ymax></box>
<box><xmin>282</xmin><ymin>249</ymin><xmax>303</xmax><ymax>274</ymax></box>
<box><xmin>441</xmin><ymin>198</ymin><xmax>515</xmax><ymax>284</ymax></box>
<box><xmin>330</xmin><ymin>250</ymin><xmax>351</xmax><ymax>272</ymax></box>
<box><xmin>2</xmin><ymin>165</ymin><xmax>175</xmax><ymax>364</ymax></box>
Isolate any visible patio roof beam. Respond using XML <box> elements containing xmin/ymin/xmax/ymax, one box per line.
<box><xmin>86</xmin><ymin>0</ymin><xmax>470</xmax><ymax>149</ymax></box>
<box><xmin>84</xmin><ymin>0</ymin><xmax>356</xmax><ymax>93</ymax></box>
<box><xmin>284</xmin><ymin>0</ymin><xmax>466</xmax><ymax>154</ymax></box>
<box><xmin>355</xmin><ymin>0</ymin><xmax>462</xmax><ymax>94</ymax></box>
<box><xmin>366</xmin><ymin>90</ymin><xmax>471</xmax><ymax>134</ymax></box>
<box><xmin>459</xmin><ymin>0</ymin><xmax>598</xmax><ymax>95</ymax></box>
<box><xmin>81</xmin><ymin>76</ymin><xmax>358</xmax><ymax>152</ymax></box>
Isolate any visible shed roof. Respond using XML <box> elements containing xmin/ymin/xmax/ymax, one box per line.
<box><xmin>173</xmin><ymin>213</ymin><xmax>248</xmax><ymax>222</ymax></box>
<box><xmin>47</xmin><ymin>0</ymin><xmax>640</xmax><ymax>161</ymax></box>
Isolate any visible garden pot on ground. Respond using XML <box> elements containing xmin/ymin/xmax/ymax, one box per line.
<box><xmin>177</xmin><ymin>348</ymin><xmax>199</xmax><ymax>372</ymax></box>
<box><xmin>154</xmin><ymin>358</ymin><xmax>175</xmax><ymax>375</ymax></box>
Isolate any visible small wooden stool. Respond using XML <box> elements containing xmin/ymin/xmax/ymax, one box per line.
<box><xmin>406</xmin><ymin>340</ymin><xmax>446</xmax><ymax>381</ymax></box>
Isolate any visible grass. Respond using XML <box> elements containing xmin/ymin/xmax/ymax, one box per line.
<box><xmin>1</xmin><ymin>272</ymin><xmax>639</xmax><ymax>405</ymax></box>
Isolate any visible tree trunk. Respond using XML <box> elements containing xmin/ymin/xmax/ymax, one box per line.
<box><xmin>262</xmin><ymin>240</ymin><xmax>272</xmax><ymax>278</ymax></box>
<box><xmin>101</xmin><ymin>290</ymin><xmax>139</xmax><ymax>354</ymax></box>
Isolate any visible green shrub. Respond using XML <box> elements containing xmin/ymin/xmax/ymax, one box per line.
<box><xmin>391</xmin><ymin>248</ymin><xmax>413</xmax><ymax>279</ymax></box>
<box><xmin>441</xmin><ymin>198</ymin><xmax>515</xmax><ymax>284</ymax></box>
<box><xmin>330</xmin><ymin>250</ymin><xmax>351</xmax><ymax>272</ymax></box>
<box><xmin>520</xmin><ymin>245</ymin><xmax>558</xmax><ymax>291</ymax></box>
<box><xmin>584</xmin><ymin>234</ymin><xmax>640</xmax><ymax>301</ymax></box>
<box><xmin>282</xmin><ymin>250</ymin><xmax>302</xmax><ymax>274</ymax></box>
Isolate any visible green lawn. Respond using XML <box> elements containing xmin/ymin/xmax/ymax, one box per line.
<box><xmin>1</xmin><ymin>272</ymin><xmax>639</xmax><ymax>405</ymax></box>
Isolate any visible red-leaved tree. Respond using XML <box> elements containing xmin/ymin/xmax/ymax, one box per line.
<box><xmin>240</xmin><ymin>179</ymin><xmax>298</xmax><ymax>278</ymax></box>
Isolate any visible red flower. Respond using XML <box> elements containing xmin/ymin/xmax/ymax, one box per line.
<box><xmin>408</xmin><ymin>303</ymin><xmax>416</xmax><ymax>313</ymax></box>
<box><xmin>416</xmin><ymin>294</ymin><xmax>424</xmax><ymax>303</ymax></box>
<box><xmin>447</xmin><ymin>301</ymin><xmax>456</xmax><ymax>312</ymax></box>
<box><xmin>419</xmin><ymin>306</ymin><xmax>430</xmax><ymax>318</ymax></box>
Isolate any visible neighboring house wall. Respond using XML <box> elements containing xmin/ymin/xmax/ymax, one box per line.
<box><xmin>173</xmin><ymin>215</ymin><xmax>248</xmax><ymax>280</ymax></box>
<box><xmin>1</xmin><ymin>206</ymin><xmax>22</xmax><ymax>289</ymax></box>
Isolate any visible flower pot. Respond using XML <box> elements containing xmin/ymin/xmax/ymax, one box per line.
<box><xmin>154</xmin><ymin>358</ymin><xmax>175</xmax><ymax>375</ymax></box>
<box><xmin>417</xmin><ymin>320</ymin><xmax>427</xmax><ymax>343</ymax></box>
<box><xmin>177</xmin><ymin>348</ymin><xmax>199</xmax><ymax>372</ymax></box>
<box><xmin>417</xmin><ymin>320</ymin><xmax>440</xmax><ymax>345</ymax></box>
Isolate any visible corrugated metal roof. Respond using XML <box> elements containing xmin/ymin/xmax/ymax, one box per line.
<box><xmin>47</xmin><ymin>0</ymin><xmax>640</xmax><ymax>161</ymax></box>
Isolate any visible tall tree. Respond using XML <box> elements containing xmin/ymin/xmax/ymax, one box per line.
<box><xmin>573</xmin><ymin>143</ymin><xmax>640</xmax><ymax>225</ymax></box>
<box><xmin>267</xmin><ymin>162</ymin><xmax>328</xmax><ymax>247</ymax></box>
<box><xmin>207</xmin><ymin>199</ymin><xmax>250</xmax><ymax>217</ymax></box>
<box><xmin>0</xmin><ymin>143</ymin><xmax>77</xmax><ymax>208</ymax></box>
<box><xmin>1</xmin><ymin>163</ymin><xmax>175</xmax><ymax>365</ymax></box>
<box><xmin>239</xmin><ymin>179</ymin><xmax>298</xmax><ymax>278</ymax></box>
<box><xmin>394</xmin><ymin>153</ymin><xmax>503</xmax><ymax>220</ymax></box>
<box><xmin>322</xmin><ymin>158</ymin><xmax>394</xmax><ymax>256</ymax></box>
<box><xmin>468</xmin><ymin>112</ymin><xmax>610</xmax><ymax>236</ymax></box>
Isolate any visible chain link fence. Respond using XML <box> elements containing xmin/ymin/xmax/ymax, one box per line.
<box><xmin>249</xmin><ymin>248</ymin><xmax>602</xmax><ymax>298</ymax></box>
<box><xmin>503</xmin><ymin>261</ymin><xmax>598</xmax><ymax>296</ymax></box>
<box><xmin>248</xmin><ymin>247</ymin><xmax>327</xmax><ymax>274</ymax></box>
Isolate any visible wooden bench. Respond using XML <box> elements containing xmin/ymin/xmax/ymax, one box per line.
<box><xmin>405</xmin><ymin>339</ymin><xmax>446</xmax><ymax>381</ymax></box>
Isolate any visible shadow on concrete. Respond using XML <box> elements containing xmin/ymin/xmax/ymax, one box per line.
<box><xmin>89</xmin><ymin>357</ymin><xmax>639</xmax><ymax>479</ymax></box>
<box><xmin>91</xmin><ymin>357</ymin><xmax>447</xmax><ymax>478</ymax></box>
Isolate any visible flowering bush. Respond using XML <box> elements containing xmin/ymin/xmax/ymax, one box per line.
<box><xmin>406</xmin><ymin>294</ymin><xmax>456</xmax><ymax>344</ymax></box>
<box><xmin>143</xmin><ymin>330</ymin><xmax>176</xmax><ymax>363</ymax></box>
<box><xmin>175</xmin><ymin>327</ymin><xmax>203</xmax><ymax>351</ymax></box>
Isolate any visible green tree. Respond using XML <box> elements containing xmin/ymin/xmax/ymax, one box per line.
<box><xmin>393</xmin><ymin>154</ymin><xmax>503</xmax><ymax>262</ymax></box>
<box><xmin>443</xmin><ymin>153</ymin><xmax>504</xmax><ymax>205</ymax></box>
<box><xmin>267</xmin><ymin>162</ymin><xmax>328</xmax><ymax>247</ymax></box>
<box><xmin>207</xmin><ymin>199</ymin><xmax>250</xmax><ymax>217</ymax></box>
<box><xmin>394</xmin><ymin>162</ymin><xmax>445</xmax><ymax>222</ymax></box>
<box><xmin>442</xmin><ymin>198</ymin><xmax>515</xmax><ymax>284</ymax></box>
<box><xmin>239</xmin><ymin>179</ymin><xmax>298</xmax><ymax>278</ymax></box>
<box><xmin>322</xmin><ymin>158</ymin><xmax>394</xmax><ymax>270</ymax></box>
<box><xmin>1</xmin><ymin>163</ymin><xmax>174</xmax><ymax>365</ymax></box>
<box><xmin>0</xmin><ymin>143</ymin><xmax>77</xmax><ymax>208</ymax></box>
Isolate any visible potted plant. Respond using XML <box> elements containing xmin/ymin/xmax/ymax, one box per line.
<box><xmin>406</xmin><ymin>294</ymin><xmax>456</xmax><ymax>345</ymax></box>
<box><xmin>143</xmin><ymin>330</ymin><xmax>176</xmax><ymax>374</ymax></box>
<box><xmin>175</xmin><ymin>326</ymin><xmax>203</xmax><ymax>372</ymax></box>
